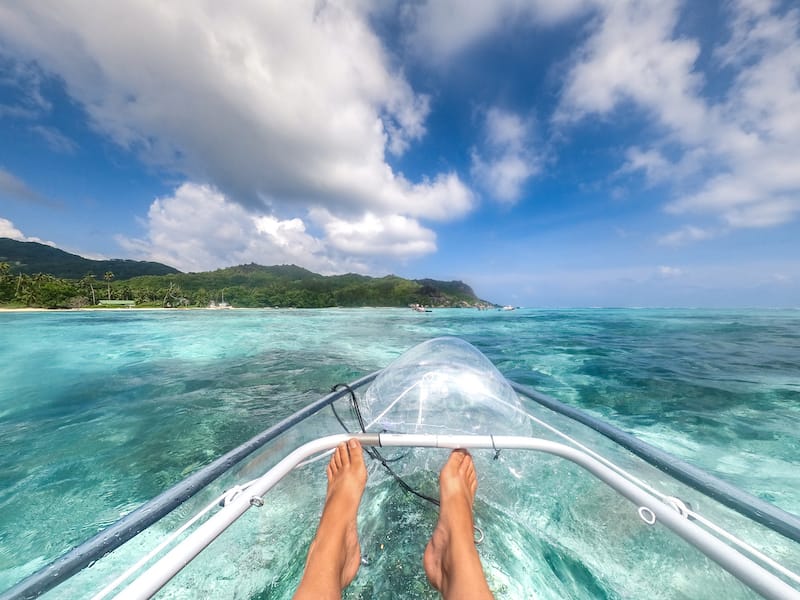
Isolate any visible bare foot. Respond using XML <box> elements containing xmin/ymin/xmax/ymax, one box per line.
<box><xmin>423</xmin><ymin>449</ymin><xmax>494</xmax><ymax>599</ymax></box>
<box><xmin>294</xmin><ymin>438</ymin><xmax>367</xmax><ymax>600</ymax></box>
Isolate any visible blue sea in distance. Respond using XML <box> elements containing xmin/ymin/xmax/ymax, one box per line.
<box><xmin>1</xmin><ymin>307</ymin><xmax>799</xmax><ymax>597</ymax></box>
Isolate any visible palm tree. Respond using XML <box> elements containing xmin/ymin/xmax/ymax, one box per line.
<box><xmin>81</xmin><ymin>273</ymin><xmax>97</xmax><ymax>305</ymax></box>
<box><xmin>162</xmin><ymin>281</ymin><xmax>180</xmax><ymax>307</ymax></box>
<box><xmin>103</xmin><ymin>271</ymin><xmax>115</xmax><ymax>300</ymax></box>
<box><xmin>14</xmin><ymin>274</ymin><xmax>36</xmax><ymax>306</ymax></box>
<box><xmin>0</xmin><ymin>262</ymin><xmax>11</xmax><ymax>302</ymax></box>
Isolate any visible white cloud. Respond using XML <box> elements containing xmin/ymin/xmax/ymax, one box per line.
<box><xmin>557</xmin><ymin>0</ymin><xmax>708</xmax><ymax>140</ymax></box>
<box><xmin>721</xmin><ymin>198</ymin><xmax>798</xmax><ymax>229</ymax></box>
<box><xmin>658</xmin><ymin>265</ymin><xmax>683</xmax><ymax>278</ymax></box>
<box><xmin>374</xmin><ymin>171</ymin><xmax>474</xmax><ymax>221</ymax></box>
<box><xmin>0</xmin><ymin>56</ymin><xmax>51</xmax><ymax>119</ymax></box>
<box><xmin>404</xmin><ymin>0</ymin><xmax>593</xmax><ymax>62</ymax></box>
<box><xmin>0</xmin><ymin>215</ymin><xmax>106</xmax><ymax>259</ymax></box>
<box><xmin>312</xmin><ymin>209</ymin><xmax>436</xmax><ymax>257</ymax></box>
<box><xmin>715</xmin><ymin>0</ymin><xmax>792</xmax><ymax>69</ymax></box>
<box><xmin>770</xmin><ymin>272</ymin><xmax>791</xmax><ymax>284</ymax></box>
<box><xmin>0</xmin><ymin>1</ymin><xmax>470</xmax><ymax>225</ymax></box>
<box><xmin>471</xmin><ymin>108</ymin><xmax>540</xmax><ymax>204</ymax></box>
<box><xmin>470</xmin><ymin>259</ymin><xmax>800</xmax><ymax>307</ymax></box>
<box><xmin>558</xmin><ymin>0</ymin><xmax>800</xmax><ymax>238</ymax></box>
<box><xmin>664</xmin><ymin>2</ymin><xmax>800</xmax><ymax>230</ymax></box>
<box><xmin>619</xmin><ymin>147</ymin><xmax>670</xmax><ymax>185</ymax></box>
<box><xmin>619</xmin><ymin>146</ymin><xmax>708</xmax><ymax>189</ymax></box>
<box><xmin>118</xmin><ymin>184</ymin><xmax>327</xmax><ymax>273</ymax></box>
<box><xmin>658</xmin><ymin>224</ymin><xmax>716</xmax><ymax>246</ymax></box>
<box><xmin>0</xmin><ymin>167</ymin><xmax>55</xmax><ymax>206</ymax></box>
<box><xmin>118</xmin><ymin>183</ymin><xmax>437</xmax><ymax>273</ymax></box>
<box><xmin>0</xmin><ymin>217</ymin><xmax>55</xmax><ymax>245</ymax></box>
<box><xmin>30</xmin><ymin>125</ymin><xmax>77</xmax><ymax>154</ymax></box>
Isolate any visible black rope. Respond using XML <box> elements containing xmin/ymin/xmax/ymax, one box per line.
<box><xmin>490</xmin><ymin>434</ymin><xmax>501</xmax><ymax>460</ymax></box>
<box><xmin>330</xmin><ymin>384</ymin><xmax>440</xmax><ymax>508</ymax></box>
<box><xmin>369</xmin><ymin>447</ymin><xmax>440</xmax><ymax>507</ymax></box>
<box><xmin>330</xmin><ymin>384</ymin><xmax>356</xmax><ymax>432</ymax></box>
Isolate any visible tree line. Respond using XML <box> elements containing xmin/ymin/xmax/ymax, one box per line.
<box><xmin>0</xmin><ymin>262</ymin><xmax>488</xmax><ymax>309</ymax></box>
<box><xmin>0</xmin><ymin>264</ymin><xmax>116</xmax><ymax>309</ymax></box>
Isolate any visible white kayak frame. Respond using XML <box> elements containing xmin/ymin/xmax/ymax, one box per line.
<box><xmin>115</xmin><ymin>433</ymin><xmax>800</xmax><ymax>600</ymax></box>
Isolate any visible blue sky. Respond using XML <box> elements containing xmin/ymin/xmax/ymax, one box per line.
<box><xmin>0</xmin><ymin>1</ymin><xmax>798</xmax><ymax>307</ymax></box>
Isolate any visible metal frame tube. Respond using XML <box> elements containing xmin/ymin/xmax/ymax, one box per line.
<box><xmin>511</xmin><ymin>381</ymin><xmax>800</xmax><ymax>544</ymax></box>
<box><xmin>0</xmin><ymin>373</ymin><xmax>379</xmax><ymax>600</ymax></box>
<box><xmin>9</xmin><ymin>373</ymin><xmax>798</xmax><ymax>600</ymax></box>
<box><xmin>117</xmin><ymin>433</ymin><xmax>800</xmax><ymax>600</ymax></box>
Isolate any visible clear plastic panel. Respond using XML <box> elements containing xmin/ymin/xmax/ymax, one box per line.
<box><xmin>361</xmin><ymin>337</ymin><xmax>532</xmax><ymax>436</ymax></box>
<box><xmin>44</xmin><ymin>338</ymin><xmax>794</xmax><ymax>599</ymax></box>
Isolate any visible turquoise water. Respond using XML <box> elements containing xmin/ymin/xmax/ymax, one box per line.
<box><xmin>1</xmin><ymin>308</ymin><xmax>799</xmax><ymax>597</ymax></box>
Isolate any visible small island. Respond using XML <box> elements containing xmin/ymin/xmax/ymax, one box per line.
<box><xmin>0</xmin><ymin>238</ymin><xmax>495</xmax><ymax>310</ymax></box>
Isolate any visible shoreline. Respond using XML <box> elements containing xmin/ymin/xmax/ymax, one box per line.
<box><xmin>0</xmin><ymin>306</ymin><xmax>209</xmax><ymax>313</ymax></box>
<box><xmin>0</xmin><ymin>306</ymin><xmax>431</xmax><ymax>312</ymax></box>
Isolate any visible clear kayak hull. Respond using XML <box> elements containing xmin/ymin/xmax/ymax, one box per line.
<box><xmin>4</xmin><ymin>338</ymin><xmax>799</xmax><ymax>599</ymax></box>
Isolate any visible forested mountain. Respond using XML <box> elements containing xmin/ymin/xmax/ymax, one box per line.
<box><xmin>123</xmin><ymin>263</ymin><xmax>489</xmax><ymax>308</ymax></box>
<box><xmin>0</xmin><ymin>240</ymin><xmax>492</xmax><ymax>309</ymax></box>
<box><xmin>0</xmin><ymin>238</ymin><xmax>179</xmax><ymax>279</ymax></box>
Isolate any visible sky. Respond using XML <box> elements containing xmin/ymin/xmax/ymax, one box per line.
<box><xmin>0</xmin><ymin>0</ymin><xmax>798</xmax><ymax>307</ymax></box>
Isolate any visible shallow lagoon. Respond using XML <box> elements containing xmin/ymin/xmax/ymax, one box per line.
<box><xmin>1</xmin><ymin>308</ymin><xmax>798</xmax><ymax>597</ymax></box>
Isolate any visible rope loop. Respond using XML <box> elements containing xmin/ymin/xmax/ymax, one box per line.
<box><xmin>221</xmin><ymin>485</ymin><xmax>244</xmax><ymax>506</ymax></box>
<box><xmin>665</xmin><ymin>496</ymin><xmax>691</xmax><ymax>518</ymax></box>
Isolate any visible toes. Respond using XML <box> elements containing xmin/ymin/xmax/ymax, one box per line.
<box><xmin>460</xmin><ymin>452</ymin><xmax>474</xmax><ymax>474</ymax></box>
<box><xmin>331</xmin><ymin>442</ymin><xmax>345</xmax><ymax>472</ymax></box>
<box><xmin>448</xmin><ymin>449</ymin><xmax>467</xmax><ymax>469</ymax></box>
<box><xmin>330</xmin><ymin>439</ymin><xmax>365</xmax><ymax>475</ymax></box>
<box><xmin>327</xmin><ymin>439</ymin><xmax>367</xmax><ymax>488</ymax></box>
<box><xmin>339</xmin><ymin>441</ymin><xmax>350</xmax><ymax>466</ymax></box>
<box><xmin>348</xmin><ymin>438</ymin><xmax>365</xmax><ymax>468</ymax></box>
<box><xmin>347</xmin><ymin>438</ymin><xmax>367</xmax><ymax>471</ymax></box>
<box><xmin>463</xmin><ymin>455</ymin><xmax>476</xmax><ymax>479</ymax></box>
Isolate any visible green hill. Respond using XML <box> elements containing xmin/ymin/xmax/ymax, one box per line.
<box><xmin>124</xmin><ymin>263</ymin><xmax>491</xmax><ymax>308</ymax></box>
<box><xmin>0</xmin><ymin>238</ymin><xmax>180</xmax><ymax>279</ymax></box>
<box><xmin>0</xmin><ymin>240</ymin><xmax>493</xmax><ymax>309</ymax></box>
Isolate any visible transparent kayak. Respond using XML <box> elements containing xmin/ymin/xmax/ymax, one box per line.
<box><xmin>4</xmin><ymin>338</ymin><xmax>799</xmax><ymax>599</ymax></box>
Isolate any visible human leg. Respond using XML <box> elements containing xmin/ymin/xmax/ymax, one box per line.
<box><xmin>293</xmin><ymin>438</ymin><xmax>367</xmax><ymax>600</ymax></box>
<box><xmin>423</xmin><ymin>449</ymin><xmax>494</xmax><ymax>599</ymax></box>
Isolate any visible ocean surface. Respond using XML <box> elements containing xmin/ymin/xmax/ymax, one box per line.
<box><xmin>1</xmin><ymin>307</ymin><xmax>798</xmax><ymax>598</ymax></box>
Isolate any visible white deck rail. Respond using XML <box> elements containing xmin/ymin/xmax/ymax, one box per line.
<box><xmin>114</xmin><ymin>433</ymin><xmax>800</xmax><ymax>600</ymax></box>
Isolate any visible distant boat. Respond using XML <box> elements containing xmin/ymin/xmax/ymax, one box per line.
<box><xmin>207</xmin><ymin>302</ymin><xmax>232</xmax><ymax>309</ymax></box>
<box><xmin>208</xmin><ymin>291</ymin><xmax>233</xmax><ymax>309</ymax></box>
<box><xmin>501</xmin><ymin>305</ymin><xmax>515</xmax><ymax>311</ymax></box>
